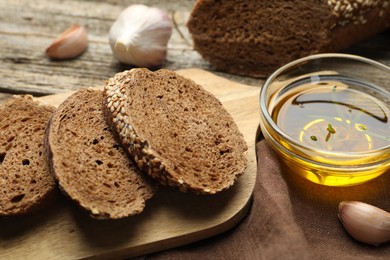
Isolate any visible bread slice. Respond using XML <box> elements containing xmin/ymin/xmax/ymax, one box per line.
<box><xmin>46</xmin><ymin>89</ymin><xmax>157</xmax><ymax>219</ymax></box>
<box><xmin>0</xmin><ymin>95</ymin><xmax>57</xmax><ymax>216</ymax></box>
<box><xmin>187</xmin><ymin>0</ymin><xmax>390</xmax><ymax>77</ymax></box>
<box><xmin>103</xmin><ymin>69</ymin><xmax>248</xmax><ymax>194</ymax></box>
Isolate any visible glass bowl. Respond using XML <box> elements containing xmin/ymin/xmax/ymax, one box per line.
<box><xmin>259</xmin><ymin>53</ymin><xmax>390</xmax><ymax>186</ymax></box>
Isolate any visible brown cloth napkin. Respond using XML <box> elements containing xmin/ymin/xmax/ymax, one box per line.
<box><xmin>142</xmin><ymin>139</ymin><xmax>390</xmax><ymax>260</ymax></box>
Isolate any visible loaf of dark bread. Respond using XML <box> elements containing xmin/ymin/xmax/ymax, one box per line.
<box><xmin>46</xmin><ymin>89</ymin><xmax>157</xmax><ymax>219</ymax></box>
<box><xmin>187</xmin><ymin>0</ymin><xmax>390</xmax><ymax>77</ymax></box>
<box><xmin>103</xmin><ymin>68</ymin><xmax>247</xmax><ymax>195</ymax></box>
<box><xmin>0</xmin><ymin>96</ymin><xmax>57</xmax><ymax>216</ymax></box>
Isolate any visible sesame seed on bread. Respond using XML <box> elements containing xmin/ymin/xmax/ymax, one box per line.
<box><xmin>103</xmin><ymin>69</ymin><xmax>248</xmax><ymax>195</ymax></box>
<box><xmin>0</xmin><ymin>95</ymin><xmax>57</xmax><ymax>216</ymax></box>
<box><xmin>187</xmin><ymin>0</ymin><xmax>390</xmax><ymax>77</ymax></box>
<box><xmin>46</xmin><ymin>89</ymin><xmax>157</xmax><ymax>219</ymax></box>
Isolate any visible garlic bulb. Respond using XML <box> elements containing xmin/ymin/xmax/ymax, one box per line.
<box><xmin>338</xmin><ymin>201</ymin><xmax>390</xmax><ymax>246</ymax></box>
<box><xmin>46</xmin><ymin>24</ymin><xmax>88</xmax><ymax>59</ymax></box>
<box><xmin>109</xmin><ymin>4</ymin><xmax>172</xmax><ymax>68</ymax></box>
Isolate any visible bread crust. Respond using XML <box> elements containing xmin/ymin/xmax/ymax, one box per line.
<box><xmin>0</xmin><ymin>95</ymin><xmax>57</xmax><ymax>216</ymax></box>
<box><xmin>187</xmin><ymin>0</ymin><xmax>390</xmax><ymax>77</ymax></box>
<box><xmin>103</xmin><ymin>69</ymin><xmax>248</xmax><ymax>194</ymax></box>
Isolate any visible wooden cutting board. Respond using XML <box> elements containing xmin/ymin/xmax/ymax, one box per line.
<box><xmin>0</xmin><ymin>69</ymin><xmax>261</xmax><ymax>259</ymax></box>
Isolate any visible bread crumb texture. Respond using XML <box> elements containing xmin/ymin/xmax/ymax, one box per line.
<box><xmin>187</xmin><ymin>0</ymin><xmax>390</xmax><ymax>77</ymax></box>
<box><xmin>0</xmin><ymin>96</ymin><xmax>56</xmax><ymax>216</ymax></box>
<box><xmin>104</xmin><ymin>69</ymin><xmax>248</xmax><ymax>195</ymax></box>
<box><xmin>47</xmin><ymin>89</ymin><xmax>156</xmax><ymax>219</ymax></box>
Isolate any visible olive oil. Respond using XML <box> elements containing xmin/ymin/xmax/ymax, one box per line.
<box><xmin>267</xmin><ymin>79</ymin><xmax>390</xmax><ymax>186</ymax></box>
<box><xmin>259</xmin><ymin>55</ymin><xmax>390</xmax><ymax>186</ymax></box>
<box><xmin>272</xmin><ymin>80</ymin><xmax>390</xmax><ymax>153</ymax></box>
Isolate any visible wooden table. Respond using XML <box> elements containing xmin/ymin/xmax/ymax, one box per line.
<box><xmin>0</xmin><ymin>0</ymin><xmax>261</xmax><ymax>101</ymax></box>
<box><xmin>1</xmin><ymin>0</ymin><xmax>389</xmax><ymax>102</ymax></box>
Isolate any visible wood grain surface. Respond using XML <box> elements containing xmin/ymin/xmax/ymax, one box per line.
<box><xmin>1</xmin><ymin>0</ymin><xmax>389</xmax><ymax>101</ymax></box>
<box><xmin>0</xmin><ymin>0</ymin><xmax>262</xmax><ymax>99</ymax></box>
<box><xmin>0</xmin><ymin>68</ymin><xmax>260</xmax><ymax>259</ymax></box>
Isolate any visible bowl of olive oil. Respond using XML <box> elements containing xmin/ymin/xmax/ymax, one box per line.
<box><xmin>259</xmin><ymin>53</ymin><xmax>390</xmax><ymax>186</ymax></box>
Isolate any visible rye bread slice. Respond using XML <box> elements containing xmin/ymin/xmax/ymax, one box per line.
<box><xmin>0</xmin><ymin>95</ymin><xmax>57</xmax><ymax>216</ymax></box>
<box><xmin>46</xmin><ymin>89</ymin><xmax>157</xmax><ymax>219</ymax></box>
<box><xmin>103</xmin><ymin>69</ymin><xmax>248</xmax><ymax>194</ymax></box>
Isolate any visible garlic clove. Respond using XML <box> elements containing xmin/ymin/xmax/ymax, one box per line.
<box><xmin>109</xmin><ymin>4</ymin><xmax>172</xmax><ymax>68</ymax></box>
<box><xmin>338</xmin><ymin>201</ymin><xmax>390</xmax><ymax>246</ymax></box>
<box><xmin>46</xmin><ymin>24</ymin><xmax>88</xmax><ymax>59</ymax></box>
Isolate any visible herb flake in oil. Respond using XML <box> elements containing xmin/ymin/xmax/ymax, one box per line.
<box><xmin>356</xmin><ymin>124</ymin><xmax>367</xmax><ymax>131</ymax></box>
<box><xmin>327</xmin><ymin>123</ymin><xmax>336</xmax><ymax>134</ymax></box>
